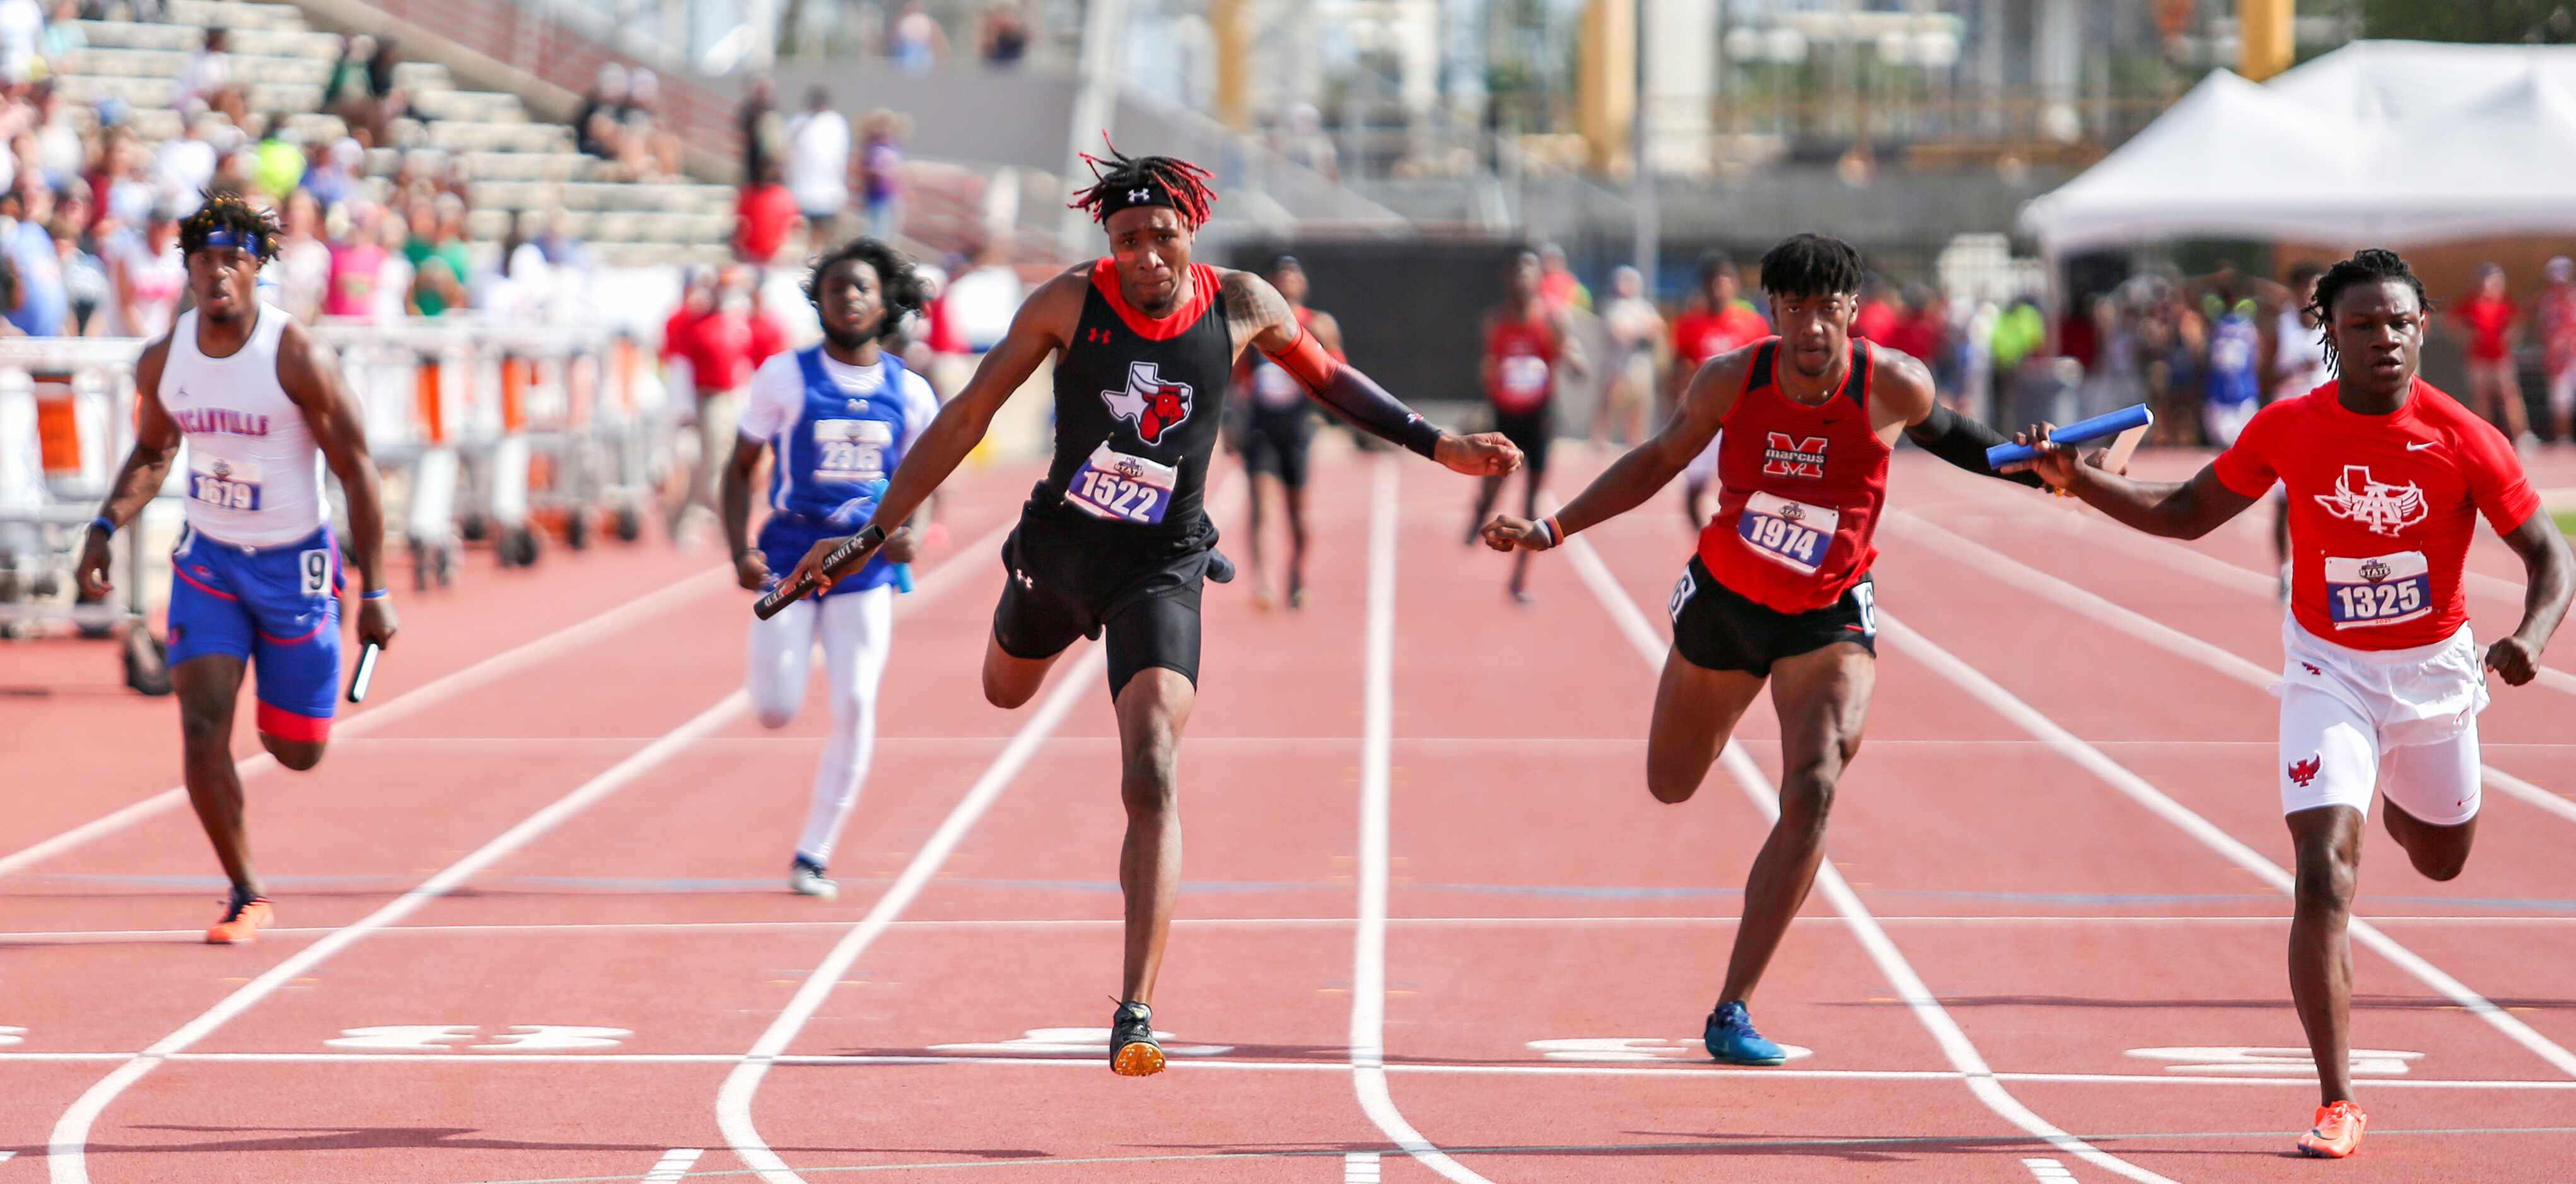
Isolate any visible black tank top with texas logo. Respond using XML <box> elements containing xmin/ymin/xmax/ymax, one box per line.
<box><xmin>1039</xmin><ymin>258</ymin><xmax>1233</xmax><ymax>542</ymax></box>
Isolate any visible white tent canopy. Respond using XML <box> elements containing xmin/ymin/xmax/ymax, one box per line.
<box><xmin>2020</xmin><ymin>41</ymin><xmax>2576</xmax><ymax>252</ymax></box>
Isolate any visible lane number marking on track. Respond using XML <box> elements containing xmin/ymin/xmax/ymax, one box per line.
<box><xmin>2125</xmin><ymin>1046</ymin><xmax>2424</xmax><ymax>1076</ymax></box>
<box><xmin>0</xmin><ymin>1025</ymin><xmax>24</xmax><ymax>1047</ymax></box>
<box><xmin>2023</xmin><ymin>1158</ymin><xmax>2075</xmax><ymax>1181</ymax></box>
<box><xmin>1527</xmin><ymin>1037</ymin><xmax>1816</xmax><ymax>1063</ymax></box>
<box><xmin>1344</xmin><ymin>1151</ymin><xmax>1382</xmax><ymax>1183</ymax></box>
<box><xmin>924</xmin><ymin>1028</ymin><xmax>1235</xmax><ymax>1057</ymax></box>
<box><xmin>643</xmin><ymin>1147</ymin><xmax>703</xmax><ymax>1183</ymax></box>
<box><xmin>325</xmin><ymin>1024</ymin><xmax>632</xmax><ymax>1052</ymax></box>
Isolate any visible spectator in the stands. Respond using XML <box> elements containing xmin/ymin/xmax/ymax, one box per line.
<box><xmin>576</xmin><ymin>64</ymin><xmax>626</xmax><ymax>161</ymax></box>
<box><xmin>979</xmin><ymin>4</ymin><xmax>1030</xmax><ymax>65</ymax></box>
<box><xmin>56</xmin><ymin>207</ymin><xmax>106</xmax><ymax>335</ymax></box>
<box><xmin>102</xmin><ymin>131</ymin><xmax>153</xmax><ymax>231</ymax></box>
<box><xmin>859</xmin><ymin>109</ymin><xmax>905</xmax><ymax>242</ymax></box>
<box><xmin>537</xmin><ymin>209</ymin><xmax>591</xmax><ymax>270</ymax></box>
<box><xmin>177</xmin><ymin>27</ymin><xmax>249</xmax><ymax>128</ymax></box>
<box><xmin>252</xmin><ymin>117</ymin><xmax>305</xmax><ymax>203</ymax></box>
<box><xmin>364</xmin><ymin>36</ymin><xmax>409</xmax><ymax>142</ymax></box>
<box><xmin>0</xmin><ymin>0</ymin><xmax>42</xmax><ymax>87</ymax></box>
<box><xmin>402</xmin><ymin>192</ymin><xmax>470</xmax><ymax>318</ymax></box>
<box><xmin>303</xmin><ymin>136</ymin><xmax>362</xmax><ymax>211</ymax></box>
<box><xmin>733</xmin><ymin>158</ymin><xmax>800</xmax><ymax>269</ymax></box>
<box><xmin>4</xmin><ymin>180</ymin><xmax>67</xmax><ymax>335</ymax></box>
<box><xmin>104</xmin><ymin>203</ymin><xmax>181</xmax><ymax>338</ymax></box>
<box><xmin>371</xmin><ymin>204</ymin><xmax>414</xmax><ymax>321</ymax></box>
<box><xmin>888</xmin><ymin>2</ymin><xmax>948</xmax><ymax>73</ymax></box>
<box><xmin>1536</xmin><ymin>242</ymin><xmax>1588</xmax><ymax>313</ymax></box>
<box><xmin>739</xmin><ymin>74</ymin><xmax>780</xmax><ymax>186</ymax></box>
<box><xmin>274</xmin><ymin>187</ymin><xmax>330</xmax><ymax>322</ymax></box>
<box><xmin>324</xmin><ymin>200</ymin><xmax>391</xmax><ymax>320</ymax></box>
<box><xmin>210</xmin><ymin>141</ymin><xmax>257</xmax><ymax>197</ymax></box>
<box><xmin>32</xmin><ymin>84</ymin><xmax>79</xmax><ymax>190</ymax></box>
<box><xmin>784</xmin><ymin>86</ymin><xmax>848</xmax><ymax>239</ymax></box>
<box><xmin>621</xmin><ymin>69</ymin><xmax>682</xmax><ymax>179</ymax></box>
<box><xmin>156</xmin><ymin>117</ymin><xmax>219</xmax><ymax>215</ymax></box>
<box><xmin>36</xmin><ymin>0</ymin><xmax>80</xmax><ymax>67</ymax></box>
<box><xmin>323</xmin><ymin>34</ymin><xmax>383</xmax><ymax>147</ymax></box>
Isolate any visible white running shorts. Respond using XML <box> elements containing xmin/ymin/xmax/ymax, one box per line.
<box><xmin>2274</xmin><ymin>617</ymin><xmax>2487</xmax><ymax>826</ymax></box>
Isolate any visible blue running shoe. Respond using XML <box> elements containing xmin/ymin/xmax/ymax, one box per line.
<box><xmin>1704</xmin><ymin>1001</ymin><xmax>1788</xmax><ymax>1065</ymax></box>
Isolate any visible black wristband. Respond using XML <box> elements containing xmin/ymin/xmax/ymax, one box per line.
<box><xmin>1401</xmin><ymin>416</ymin><xmax>1442</xmax><ymax>460</ymax></box>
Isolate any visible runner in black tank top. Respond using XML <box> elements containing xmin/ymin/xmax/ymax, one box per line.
<box><xmin>773</xmin><ymin>141</ymin><xmax>1522</xmax><ymax>1078</ymax></box>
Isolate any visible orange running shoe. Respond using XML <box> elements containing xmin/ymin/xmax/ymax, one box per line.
<box><xmin>2297</xmin><ymin>1100</ymin><xmax>2367</xmax><ymax>1158</ymax></box>
<box><xmin>206</xmin><ymin>894</ymin><xmax>274</xmax><ymax>944</ymax></box>
<box><xmin>1108</xmin><ymin>1001</ymin><xmax>1165</xmax><ymax>1077</ymax></box>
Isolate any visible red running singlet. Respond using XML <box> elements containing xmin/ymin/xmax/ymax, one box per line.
<box><xmin>1484</xmin><ymin>313</ymin><xmax>1558</xmax><ymax>415</ymax></box>
<box><xmin>1696</xmin><ymin>338</ymin><xmax>1891</xmax><ymax>613</ymax></box>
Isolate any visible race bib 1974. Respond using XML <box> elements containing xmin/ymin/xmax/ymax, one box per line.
<box><xmin>1736</xmin><ymin>490</ymin><xmax>1839</xmax><ymax>576</ymax></box>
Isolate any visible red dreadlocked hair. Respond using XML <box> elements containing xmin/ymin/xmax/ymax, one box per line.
<box><xmin>1068</xmin><ymin>137</ymin><xmax>1216</xmax><ymax>229</ymax></box>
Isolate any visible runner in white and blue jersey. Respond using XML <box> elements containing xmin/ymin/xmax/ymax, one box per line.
<box><xmin>722</xmin><ymin>238</ymin><xmax>940</xmax><ymax>898</ymax></box>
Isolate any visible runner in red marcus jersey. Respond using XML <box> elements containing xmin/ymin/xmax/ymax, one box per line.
<box><xmin>1670</xmin><ymin>253</ymin><xmax>1771</xmax><ymax>528</ymax></box>
<box><xmin>2013</xmin><ymin>248</ymin><xmax>2575</xmax><ymax>1162</ymax></box>
<box><xmin>1469</xmin><ymin>248</ymin><xmax>1586</xmax><ymax>603</ymax></box>
<box><xmin>1482</xmin><ymin>233</ymin><xmax>2070</xmax><ymax>1069</ymax></box>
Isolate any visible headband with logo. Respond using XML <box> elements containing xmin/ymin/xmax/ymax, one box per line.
<box><xmin>1096</xmin><ymin>182</ymin><xmax>1178</xmax><ymax>221</ymax></box>
<box><xmin>197</xmin><ymin>228</ymin><xmax>263</xmax><ymax>252</ymax></box>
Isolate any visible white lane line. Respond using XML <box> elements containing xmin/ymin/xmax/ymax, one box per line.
<box><xmin>1891</xmin><ymin>506</ymin><xmax>2576</xmax><ymax>828</ymax></box>
<box><xmin>41</xmin><ymin>526</ymin><xmax>1011</xmax><ymax>1184</ymax></box>
<box><xmin>9</xmin><ymin>913</ymin><xmax>2570</xmax><ymax>944</ymax></box>
<box><xmin>0</xmin><ymin>566</ymin><xmax>729</xmax><ymax>880</ymax></box>
<box><xmin>46</xmin><ymin>694</ymin><xmax>750</xmax><ymax>1183</ymax></box>
<box><xmin>1349</xmin><ymin>456</ymin><xmax>1486</xmax><ymax>1182</ymax></box>
<box><xmin>6</xmin><ymin>1047</ymin><xmax>2576</xmax><ymax>1091</ymax></box>
<box><xmin>641</xmin><ymin>1147</ymin><xmax>702</xmax><ymax>1183</ymax></box>
<box><xmin>2023</xmin><ymin>1157</ymin><xmax>2076</xmax><ymax>1181</ymax></box>
<box><xmin>1878</xmin><ymin>611</ymin><xmax>2576</xmax><ymax>1082</ymax></box>
<box><xmin>1343</xmin><ymin>1150</ymin><xmax>1382</xmax><ymax>1181</ymax></box>
<box><xmin>1556</xmin><ymin>522</ymin><xmax>2175</xmax><ymax>1184</ymax></box>
<box><xmin>715</xmin><ymin>646</ymin><xmax>1107</xmax><ymax>1183</ymax></box>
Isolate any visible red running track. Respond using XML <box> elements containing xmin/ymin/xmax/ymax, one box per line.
<box><xmin>4</xmin><ymin>444</ymin><xmax>2573</xmax><ymax>1182</ymax></box>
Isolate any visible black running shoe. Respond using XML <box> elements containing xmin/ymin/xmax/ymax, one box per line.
<box><xmin>1108</xmin><ymin>1000</ymin><xmax>1164</xmax><ymax>1077</ymax></box>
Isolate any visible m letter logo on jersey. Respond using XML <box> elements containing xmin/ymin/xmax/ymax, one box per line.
<box><xmin>1762</xmin><ymin>433</ymin><xmax>1828</xmax><ymax>479</ymax></box>
<box><xmin>1102</xmin><ymin>361</ymin><xmax>1194</xmax><ymax>444</ymax></box>
<box><xmin>2314</xmin><ymin>465</ymin><xmax>2427</xmax><ymax>537</ymax></box>
<box><xmin>2288</xmin><ymin>755</ymin><xmax>2322</xmax><ymax>788</ymax></box>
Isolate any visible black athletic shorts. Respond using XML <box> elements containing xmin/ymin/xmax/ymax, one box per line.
<box><xmin>1667</xmin><ymin>554</ymin><xmax>1876</xmax><ymax>676</ymax></box>
<box><xmin>992</xmin><ymin>500</ymin><xmax>1221</xmax><ymax>696</ymax></box>
<box><xmin>1241</xmin><ymin>403</ymin><xmax>1313</xmax><ymax>487</ymax></box>
<box><xmin>1493</xmin><ymin>405</ymin><xmax>1552</xmax><ymax>473</ymax></box>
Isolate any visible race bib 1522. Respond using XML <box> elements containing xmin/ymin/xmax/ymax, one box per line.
<box><xmin>1065</xmin><ymin>443</ymin><xmax>1178</xmax><ymax>526</ymax></box>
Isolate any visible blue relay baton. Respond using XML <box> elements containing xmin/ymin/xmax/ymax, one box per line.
<box><xmin>1984</xmin><ymin>403</ymin><xmax>2153</xmax><ymax>469</ymax></box>
<box><xmin>893</xmin><ymin>563</ymin><xmax>915</xmax><ymax>593</ymax></box>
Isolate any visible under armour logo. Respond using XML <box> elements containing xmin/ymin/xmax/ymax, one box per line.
<box><xmin>1014</xmin><ymin>568</ymin><xmax>1035</xmax><ymax>591</ymax></box>
<box><xmin>1087</xmin><ymin>327</ymin><xmax>1112</xmax><ymax>344</ymax></box>
<box><xmin>1128</xmin><ymin>188</ymin><xmax>1152</xmax><ymax>202</ymax></box>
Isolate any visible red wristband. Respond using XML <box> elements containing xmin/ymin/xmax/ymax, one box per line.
<box><xmin>1541</xmin><ymin>516</ymin><xmax>1565</xmax><ymax>548</ymax></box>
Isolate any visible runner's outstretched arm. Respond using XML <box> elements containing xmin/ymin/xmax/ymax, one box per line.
<box><xmin>1480</xmin><ymin>347</ymin><xmax>1749</xmax><ymax>553</ymax></box>
<box><xmin>2009</xmin><ymin>427</ymin><xmax>2259</xmax><ymax>540</ymax></box>
<box><xmin>783</xmin><ymin>271</ymin><xmax>1083</xmax><ymax>591</ymax></box>
<box><xmin>1221</xmin><ymin>269</ymin><xmax>1520</xmax><ymax>477</ymax></box>
<box><xmin>1877</xmin><ymin>346</ymin><xmax>2052</xmax><ymax>490</ymax></box>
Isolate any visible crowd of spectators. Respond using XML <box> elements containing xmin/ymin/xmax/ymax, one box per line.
<box><xmin>731</xmin><ymin>81</ymin><xmax>909</xmax><ymax>267</ymax></box>
<box><xmin>0</xmin><ymin>4</ymin><xmax>598</xmax><ymax>339</ymax></box>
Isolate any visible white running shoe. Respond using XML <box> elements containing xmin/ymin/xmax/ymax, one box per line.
<box><xmin>788</xmin><ymin>856</ymin><xmax>838</xmax><ymax>900</ymax></box>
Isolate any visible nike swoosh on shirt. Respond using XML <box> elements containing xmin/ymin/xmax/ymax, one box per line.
<box><xmin>2406</xmin><ymin>441</ymin><xmax>2436</xmax><ymax>451</ymax></box>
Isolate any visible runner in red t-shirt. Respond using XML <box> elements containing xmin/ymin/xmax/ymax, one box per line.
<box><xmin>2014</xmin><ymin>249</ymin><xmax>2575</xmax><ymax>1161</ymax></box>
<box><xmin>2533</xmin><ymin>256</ymin><xmax>2576</xmax><ymax>443</ymax></box>
<box><xmin>1667</xmin><ymin>253</ymin><xmax>1769</xmax><ymax>528</ymax></box>
<box><xmin>1482</xmin><ymin>233</ymin><xmax>2069</xmax><ymax>1069</ymax></box>
<box><xmin>1470</xmin><ymin>249</ymin><xmax>1586</xmax><ymax>603</ymax></box>
<box><xmin>2451</xmin><ymin>263</ymin><xmax>2532</xmax><ymax>444</ymax></box>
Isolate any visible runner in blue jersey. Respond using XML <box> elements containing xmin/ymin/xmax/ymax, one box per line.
<box><xmin>722</xmin><ymin>238</ymin><xmax>940</xmax><ymax>898</ymax></box>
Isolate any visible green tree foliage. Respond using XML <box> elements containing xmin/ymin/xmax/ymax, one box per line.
<box><xmin>2357</xmin><ymin>0</ymin><xmax>2576</xmax><ymax>42</ymax></box>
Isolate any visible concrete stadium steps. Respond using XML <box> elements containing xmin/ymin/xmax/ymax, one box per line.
<box><xmin>469</xmin><ymin>180</ymin><xmax>736</xmax><ymax>216</ymax></box>
<box><xmin>55</xmin><ymin>74</ymin><xmax>324</xmax><ymax>114</ymax></box>
<box><xmin>168</xmin><ymin>0</ymin><xmax>313</xmax><ymax>31</ymax></box>
<box><xmin>464</xmin><ymin>207</ymin><xmax>731</xmax><ymax>244</ymax></box>
<box><xmin>73</xmin><ymin>18</ymin><xmax>343</xmax><ymax>57</ymax></box>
